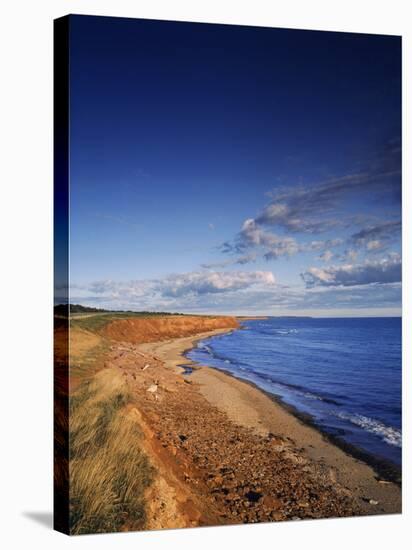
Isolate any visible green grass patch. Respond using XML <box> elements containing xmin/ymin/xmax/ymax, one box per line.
<box><xmin>70</xmin><ymin>312</ymin><xmax>156</xmax><ymax>332</ymax></box>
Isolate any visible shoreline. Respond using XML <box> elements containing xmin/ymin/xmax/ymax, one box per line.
<box><xmin>181</xmin><ymin>328</ymin><xmax>401</xmax><ymax>485</ymax></box>
<box><xmin>140</xmin><ymin>327</ymin><xmax>401</xmax><ymax>516</ymax></box>
<box><xmin>208</xmin><ymin>366</ymin><xmax>401</xmax><ymax>485</ymax></box>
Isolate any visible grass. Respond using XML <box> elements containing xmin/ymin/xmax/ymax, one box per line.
<box><xmin>69</xmin><ymin>311</ymin><xmax>215</xmax><ymax>334</ymax></box>
<box><xmin>69</xmin><ymin>337</ymin><xmax>109</xmax><ymax>384</ymax></box>
<box><xmin>70</xmin><ymin>312</ymin><xmax>155</xmax><ymax>332</ymax></box>
<box><xmin>69</xmin><ymin>369</ymin><xmax>154</xmax><ymax>534</ymax></box>
<box><xmin>71</xmin><ymin>313</ymin><xmax>136</xmax><ymax>332</ymax></box>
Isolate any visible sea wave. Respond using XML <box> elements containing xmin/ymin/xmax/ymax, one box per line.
<box><xmin>249</xmin><ymin>370</ymin><xmax>341</xmax><ymax>405</ymax></box>
<box><xmin>196</xmin><ymin>342</ymin><xmax>248</xmax><ymax>368</ymax></box>
<box><xmin>253</xmin><ymin>328</ymin><xmax>299</xmax><ymax>337</ymax></box>
<box><xmin>334</xmin><ymin>411</ymin><xmax>402</xmax><ymax>447</ymax></box>
<box><xmin>196</xmin><ymin>341</ymin><xmax>341</xmax><ymax>405</ymax></box>
<box><xmin>191</xmin><ymin>318</ymin><xmax>401</xmax><ymax>464</ymax></box>
<box><xmin>197</xmin><ymin>342</ymin><xmax>213</xmax><ymax>354</ymax></box>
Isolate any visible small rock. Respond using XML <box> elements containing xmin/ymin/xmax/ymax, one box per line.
<box><xmin>262</xmin><ymin>495</ymin><xmax>282</xmax><ymax>510</ymax></box>
<box><xmin>369</xmin><ymin>499</ymin><xmax>379</xmax><ymax>505</ymax></box>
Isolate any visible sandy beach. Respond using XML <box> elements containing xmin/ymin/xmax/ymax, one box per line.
<box><xmin>91</xmin><ymin>320</ymin><xmax>401</xmax><ymax>528</ymax></box>
<box><xmin>66</xmin><ymin>316</ymin><xmax>401</xmax><ymax>532</ymax></box>
<box><xmin>141</xmin><ymin>328</ymin><xmax>401</xmax><ymax>518</ymax></box>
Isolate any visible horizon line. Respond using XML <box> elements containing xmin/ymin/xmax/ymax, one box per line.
<box><xmin>56</xmin><ymin>303</ymin><xmax>402</xmax><ymax>319</ymax></box>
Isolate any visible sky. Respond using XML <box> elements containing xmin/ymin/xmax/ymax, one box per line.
<box><xmin>66</xmin><ymin>15</ymin><xmax>401</xmax><ymax>316</ymax></box>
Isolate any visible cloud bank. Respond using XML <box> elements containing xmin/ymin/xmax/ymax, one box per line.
<box><xmin>301</xmin><ymin>255</ymin><xmax>401</xmax><ymax>288</ymax></box>
<box><xmin>74</xmin><ymin>270</ymin><xmax>276</xmax><ymax>304</ymax></box>
<box><xmin>70</xmin><ymin>262</ymin><xmax>401</xmax><ymax>316</ymax></box>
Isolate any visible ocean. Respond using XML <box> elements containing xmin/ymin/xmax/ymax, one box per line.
<box><xmin>187</xmin><ymin>317</ymin><xmax>402</xmax><ymax>468</ymax></box>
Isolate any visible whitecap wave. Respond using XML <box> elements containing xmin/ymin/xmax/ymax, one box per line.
<box><xmin>197</xmin><ymin>343</ymin><xmax>213</xmax><ymax>354</ymax></box>
<box><xmin>303</xmin><ymin>391</ymin><xmax>324</xmax><ymax>401</ymax></box>
<box><xmin>275</xmin><ymin>329</ymin><xmax>299</xmax><ymax>335</ymax></box>
<box><xmin>335</xmin><ymin>412</ymin><xmax>402</xmax><ymax>447</ymax></box>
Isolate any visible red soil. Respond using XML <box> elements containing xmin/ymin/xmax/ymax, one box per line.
<box><xmin>102</xmin><ymin>315</ymin><xmax>239</xmax><ymax>344</ymax></box>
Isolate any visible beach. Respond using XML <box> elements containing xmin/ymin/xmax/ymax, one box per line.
<box><xmin>142</xmin><ymin>328</ymin><xmax>401</xmax><ymax>518</ymax></box>
<box><xmin>66</xmin><ymin>315</ymin><xmax>401</xmax><ymax>532</ymax></box>
<box><xmin>96</xmin><ymin>328</ymin><xmax>401</xmax><ymax>528</ymax></box>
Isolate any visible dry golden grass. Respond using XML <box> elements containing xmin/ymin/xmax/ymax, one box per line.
<box><xmin>69</xmin><ymin>327</ymin><xmax>110</xmax><ymax>388</ymax></box>
<box><xmin>65</xmin><ymin>315</ymin><xmax>235</xmax><ymax>534</ymax></box>
<box><xmin>69</xmin><ymin>369</ymin><xmax>154</xmax><ymax>534</ymax></box>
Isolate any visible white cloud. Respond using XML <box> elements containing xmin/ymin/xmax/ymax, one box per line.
<box><xmin>319</xmin><ymin>250</ymin><xmax>334</xmax><ymax>263</ymax></box>
<box><xmin>343</xmin><ymin>249</ymin><xmax>358</xmax><ymax>262</ymax></box>
<box><xmin>367</xmin><ymin>239</ymin><xmax>384</xmax><ymax>251</ymax></box>
<box><xmin>306</xmin><ymin>238</ymin><xmax>343</xmax><ymax>251</ymax></box>
<box><xmin>222</xmin><ymin>218</ymin><xmax>345</xmax><ymax>263</ymax></box>
<box><xmin>73</xmin><ymin>270</ymin><xmax>276</xmax><ymax>309</ymax></box>
<box><xmin>216</xmin><ymin>142</ymin><xmax>400</xmax><ymax>279</ymax></box>
<box><xmin>351</xmin><ymin>220</ymin><xmax>401</xmax><ymax>248</ymax></box>
<box><xmin>201</xmin><ymin>253</ymin><xmax>257</xmax><ymax>269</ymax></box>
<box><xmin>235</xmin><ymin>218</ymin><xmax>300</xmax><ymax>260</ymax></box>
<box><xmin>159</xmin><ymin>270</ymin><xmax>275</xmax><ymax>297</ymax></box>
<box><xmin>301</xmin><ymin>254</ymin><xmax>401</xmax><ymax>288</ymax></box>
<box><xmin>70</xmin><ymin>276</ymin><xmax>401</xmax><ymax>316</ymax></box>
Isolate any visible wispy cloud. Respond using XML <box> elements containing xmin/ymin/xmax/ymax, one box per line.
<box><xmin>366</xmin><ymin>240</ymin><xmax>385</xmax><ymax>251</ymax></box>
<box><xmin>304</xmin><ymin>239</ymin><xmax>344</xmax><ymax>252</ymax></box>
<box><xmin>215</xmin><ymin>137</ymin><xmax>401</xmax><ymax>270</ymax></box>
<box><xmin>220</xmin><ymin>220</ymin><xmax>345</xmax><ymax>264</ymax></box>
<box><xmin>257</xmin><ymin>166</ymin><xmax>400</xmax><ymax>235</ymax></box>
<box><xmin>222</xmin><ymin>219</ymin><xmax>300</xmax><ymax>260</ymax></box>
<box><xmin>95</xmin><ymin>213</ymin><xmax>143</xmax><ymax>230</ymax></box>
<box><xmin>318</xmin><ymin>250</ymin><xmax>334</xmax><ymax>263</ymax></box>
<box><xmin>350</xmin><ymin>220</ymin><xmax>401</xmax><ymax>248</ymax></box>
<box><xmin>343</xmin><ymin>249</ymin><xmax>359</xmax><ymax>262</ymax></box>
<box><xmin>201</xmin><ymin>253</ymin><xmax>257</xmax><ymax>269</ymax></box>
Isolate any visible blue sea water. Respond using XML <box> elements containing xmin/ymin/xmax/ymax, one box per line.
<box><xmin>187</xmin><ymin>317</ymin><xmax>402</xmax><ymax>467</ymax></box>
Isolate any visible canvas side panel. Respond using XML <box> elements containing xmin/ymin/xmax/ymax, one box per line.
<box><xmin>53</xmin><ymin>15</ymin><xmax>70</xmax><ymax>536</ymax></box>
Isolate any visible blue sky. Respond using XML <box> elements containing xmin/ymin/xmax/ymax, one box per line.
<box><xmin>67</xmin><ymin>15</ymin><xmax>401</xmax><ymax>316</ymax></box>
